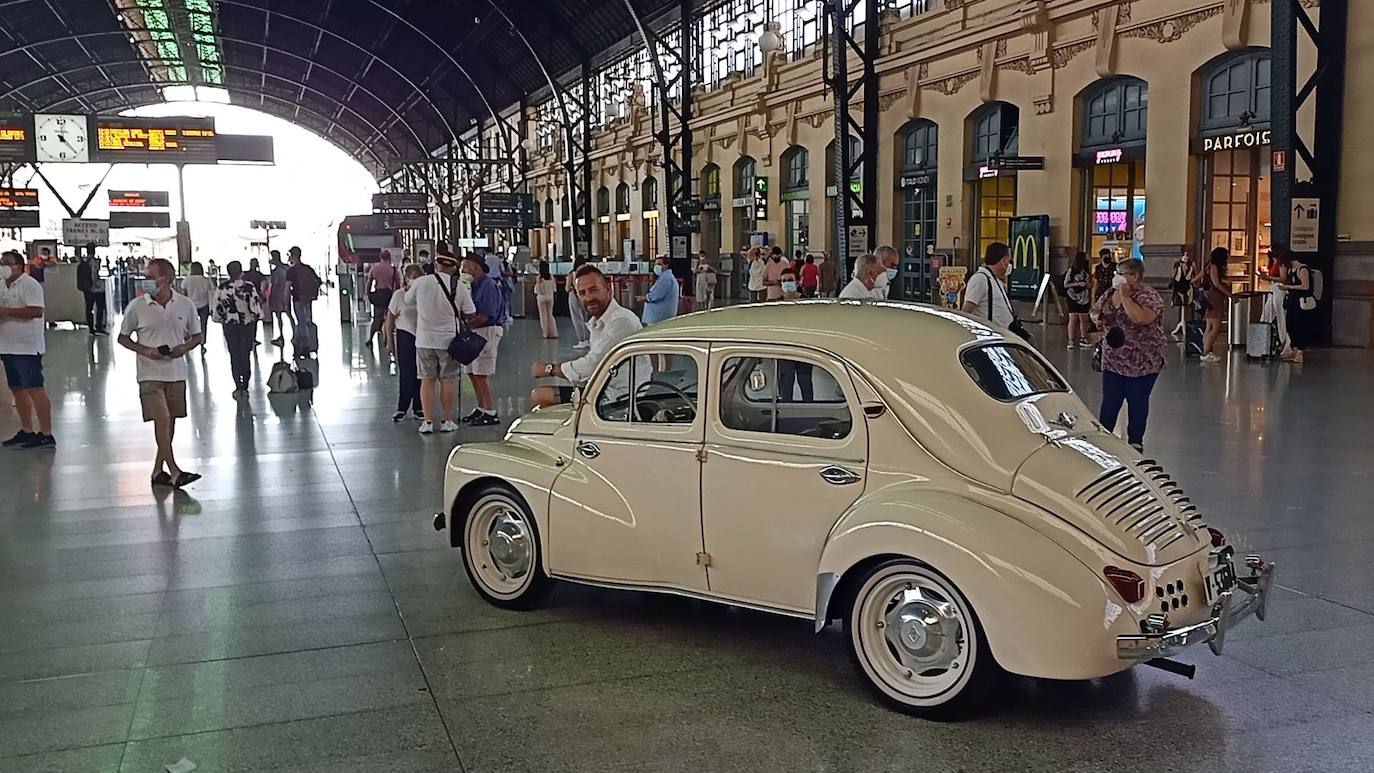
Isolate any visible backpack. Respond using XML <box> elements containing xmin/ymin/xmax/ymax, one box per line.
<box><xmin>267</xmin><ymin>361</ymin><xmax>298</xmax><ymax>393</ymax></box>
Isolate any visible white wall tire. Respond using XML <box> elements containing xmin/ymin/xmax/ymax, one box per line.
<box><xmin>459</xmin><ymin>486</ymin><xmax>552</xmax><ymax>610</ymax></box>
<box><xmin>844</xmin><ymin>559</ymin><xmax>999</xmax><ymax>719</ymax></box>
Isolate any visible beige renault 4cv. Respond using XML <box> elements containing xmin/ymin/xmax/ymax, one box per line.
<box><xmin>436</xmin><ymin>301</ymin><xmax>1274</xmax><ymax>718</ymax></box>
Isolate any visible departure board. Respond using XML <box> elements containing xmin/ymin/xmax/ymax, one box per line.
<box><xmin>0</xmin><ymin>188</ymin><xmax>39</xmax><ymax>208</ymax></box>
<box><xmin>0</xmin><ymin>115</ymin><xmax>34</xmax><ymax>163</ymax></box>
<box><xmin>109</xmin><ymin>190</ymin><xmax>171</xmax><ymax>208</ymax></box>
<box><xmin>93</xmin><ymin>117</ymin><xmax>218</xmax><ymax>164</ymax></box>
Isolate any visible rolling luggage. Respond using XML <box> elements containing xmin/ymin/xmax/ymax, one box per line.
<box><xmin>293</xmin><ymin>320</ymin><xmax>318</xmax><ymax>357</ymax></box>
<box><xmin>1247</xmin><ymin>321</ymin><xmax>1278</xmax><ymax>359</ymax></box>
<box><xmin>1185</xmin><ymin>320</ymin><xmax>1207</xmax><ymax>358</ymax></box>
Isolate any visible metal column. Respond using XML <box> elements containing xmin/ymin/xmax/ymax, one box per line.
<box><xmin>1272</xmin><ymin>0</ymin><xmax>1347</xmax><ymax>344</ymax></box>
<box><xmin>825</xmin><ymin>0</ymin><xmax>880</xmax><ymax>276</ymax></box>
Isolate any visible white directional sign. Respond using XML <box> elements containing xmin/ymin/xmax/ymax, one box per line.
<box><xmin>847</xmin><ymin>225</ymin><xmax>869</xmax><ymax>258</ymax></box>
<box><xmin>1290</xmin><ymin>198</ymin><xmax>1320</xmax><ymax>253</ymax></box>
<box><xmin>62</xmin><ymin>218</ymin><xmax>110</xmax><ymax>247</ymax></box>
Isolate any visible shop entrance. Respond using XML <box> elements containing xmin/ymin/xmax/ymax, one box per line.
<box><xmin>784</xmin><ymin>197</ymin><xmax>810</xmax><ymax>259</ymax></box>
<box><xmin>1084</xmin><ymin>160</ymin><xmax>1146</xmax><ymax>260</ymax></box>
<box><xmin>1200</xmin><ymin>146</ymin><xmax>1271</xmax><ymax>289</ymax></box>
<box><xmin>898</xmin><ymin>180</ymin><xmax>937</xmax><ymax>301</ymax></box>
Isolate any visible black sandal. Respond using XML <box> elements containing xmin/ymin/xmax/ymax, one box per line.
<box><xmin>172</xmin><ymin>472</ymin><xmax>202</xmax><ymax>489</ymax></box>
<box><xmin>152</xmin><ymin>471</ymin><xmax>173</xmax><ymax>487</ymax></box>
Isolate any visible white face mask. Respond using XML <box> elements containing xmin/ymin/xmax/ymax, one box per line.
<box><xmin>872</xmin><ymin>269</ymin><xmax>890</xmax><ymax>289</ymax></box>
<box><xmin>0</xmin><ymin>265</ymin><xmax>13</xmax><ymax>281</ymax></box>
<box><xmin>1112</xmin><ymin>274</ymin><xmax>1129</xmax><ymax>290</ymax></box>
<box><xmin>781</xmin><ymin>280</ymin><xmax>798</xmax><ymax>294</ymax></box>
<box><xmin>459</xmin><ymin>272</ymin><xmax>473</xmax><ymax>285</ymax></box>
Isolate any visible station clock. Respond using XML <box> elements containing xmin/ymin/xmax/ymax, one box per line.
<box><xmin>33</xmin><ymin>114</ymin><xmax>90</xmax><ymax>163</ymax></box>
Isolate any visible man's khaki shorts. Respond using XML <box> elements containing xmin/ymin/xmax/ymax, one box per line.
<box><xmin>139</xmin><ymin>380</ymin><xmax>187</xmax><ymax>422</ymax></box>
<box><xmin>465</xmin><ymin>326</ymin><xmax>503</xmax><ymax>377</ymax></box>
<box><xmin>417</xmin><ymin>347</ymin><xmax>460</xmax><ymax>381</ymax></box>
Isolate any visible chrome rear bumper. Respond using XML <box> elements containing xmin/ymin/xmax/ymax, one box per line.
<box><xmin>1116</xmin><ymin>554</ymin><xmax>1274</xmax><ymax>660</ymax></box>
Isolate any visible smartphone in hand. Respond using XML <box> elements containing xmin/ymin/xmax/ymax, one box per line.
<box><xmin>158</xmin><ymin>344</ymin><xmax>173</xmax><ymax>357</ymax></box>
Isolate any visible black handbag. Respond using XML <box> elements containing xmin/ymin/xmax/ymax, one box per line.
<box><xmin>437</xmin><ymin>274</ymin><xmax>487</xmax><ymax>366</ymax></box>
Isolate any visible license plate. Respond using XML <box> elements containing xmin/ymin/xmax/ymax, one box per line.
<box><xmin>1204</xmin><ymin>558</ymin><xmax>1237</xmax><ymax>606</ymax></box>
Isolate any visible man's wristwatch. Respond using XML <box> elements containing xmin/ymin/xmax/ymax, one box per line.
<box><xmin>544</xmin><ymin>363</ymin><xmax>555</xmax><ymax>377</ymax></box>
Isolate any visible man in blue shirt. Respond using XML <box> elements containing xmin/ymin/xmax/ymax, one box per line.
<box><xmin>639</xmin><ymin>256</ymin><xmax>680</xmax><ymax>326</ymax></box>
<box><xmin>460</xmin><ymin>256</ymin><xmax>505</xmax><ymax>426</ymax></box>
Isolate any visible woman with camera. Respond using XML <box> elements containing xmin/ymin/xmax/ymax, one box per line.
<box><xmin>1090</xmin><ymin>257</ymin><xmax>1167</xmax><ymax>453</ymax></box>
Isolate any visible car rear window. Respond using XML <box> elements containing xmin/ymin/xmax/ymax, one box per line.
<box><xmin>960</xmin><ymin>344</ymin><xmax>1068</xmax><ymax>402</ymax></box>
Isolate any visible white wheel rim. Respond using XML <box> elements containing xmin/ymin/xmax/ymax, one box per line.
<box><xmin>853</xmin><ymin>565</ymin><xmax>976</xmax><ymax>705</ymax></box>
<box><xmin>464</xmin><ymin>494</ymin><xmax>535</xmax><ymax>599</ymax></box>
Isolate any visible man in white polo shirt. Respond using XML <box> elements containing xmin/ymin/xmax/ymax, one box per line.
<box><xmin>118</xmin><ymin>258</ymin><xmax>204</xmax><ymax>488</ymax></box>
<box><xmin>529</xmin><ymin>264</ymin><xmax>641</xmax><ymax>408</ymax></box>
<box><xmin>0</xmin><ymin>250</ymin><xmax>54</xmax><ymax>449</ymax></box>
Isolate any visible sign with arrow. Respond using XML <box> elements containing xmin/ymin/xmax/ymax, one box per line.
<box><xmin>1291</xmin><ymin>198</ymin><xmax>1320</xmax><ymax>253</ymax></box>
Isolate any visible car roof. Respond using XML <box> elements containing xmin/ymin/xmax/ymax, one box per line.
<box><xmin>628</xmin><ymin>299</ymin><xmax>1009</xmax><ymax>357</ymax></box>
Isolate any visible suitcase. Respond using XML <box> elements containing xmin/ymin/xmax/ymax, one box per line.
<box><xmin>1185</xmin><ymin>320</ymin><xmax>1207</xmax><ymax>358</ymax></box>
<box><xmin>292</xmin><ymin>321</ymin><xmax>318</xmax><ymax>356</ymax></box>
<box><xmin>1247</xmin><ymin>321</ymin><xmax>1278</xmax><ymax>359</ymax></box>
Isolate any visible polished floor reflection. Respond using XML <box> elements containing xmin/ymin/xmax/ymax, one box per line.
<box><xmin>2</xmin><ymin>298</ymin><xmax>1372</xmax><ymax>772</ymax></box>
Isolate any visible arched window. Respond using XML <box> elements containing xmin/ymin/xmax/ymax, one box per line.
<box><xmin>781</xmin><ymin>146</ymin><xmax>809</xmax><ymax>191</ymax></box>
<box><xmin>615</xmin><ymin>182</ymin><xmax>630</xmax><ymax>214</ymax></box>
<box><xmin>825</xmin><ymin>137</ymin><xmax>862</xmax><ymax>187</ymax></box>
<box><xmin>970</xmin><ymin>102</ymin><xmax>1019</xmax><ymax>161</ymax></box>
<box><xmin>899</xmin><ymin>119</ymin><xmax>938</xmax><ymax>171</ymax></box>
<box><xmin>544</xmin><ymin>198</ymin><xmax>554</xmax><ymax>224</ymax></box>
<box><xmin>561</xmin><ymin>194</ymin><xmax>570</xmax><ymax>221</ymax></box>
<box><xmin>1081</xmin><ymin>77</ymin><xmax>1148</xmax><ymax>148</ymax></box>
<box><xmin>734</xmin><ymin>156</ymin><xmax>756</xmax><ymax>194</ymax></box>
<box><xmin>1201</xmin><ymin>50</ymin><xmax>1271</xmax><ymax>129</ymax></box>
<box><xmin>642</xmin><ymin>176</ymin><xmax>658</xmax><ymax>210</ymax></box>
<box><xmin>702</xmin><ymin>164</ymin><xmax>721</xmax><ymax>198</ymax></box>
<box><xmin>596</xmin><ymin>186</ymin><xmax>611</xmax><ymax>216</ymax></box>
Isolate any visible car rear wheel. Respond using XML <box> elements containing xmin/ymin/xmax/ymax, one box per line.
<box><xmin>460</xmin><ymin>486</ymin><xmax>552</xmax><ymax>610</ymax></box>
<box><xmin>844</xmin><ymin>559</ymin><xmax>998</xmax><ymax>719</ymax></box>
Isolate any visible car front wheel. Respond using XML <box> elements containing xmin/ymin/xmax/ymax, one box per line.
<box><xmin>845</xmin><ymin>559</ymin><xmax>998</xmax><ymax>719</ymax></box>
<box><xmin>459</xmin><ymin>485</ymin><xmax>552</xmax><ymax>610</ymax></box>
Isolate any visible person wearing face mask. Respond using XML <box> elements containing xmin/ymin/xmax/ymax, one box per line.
<box><xmin>763</xmin><ymin>247</ymin><xmax>789</xmax><ymax>301</ymax></box>
<box><xmin>839</xmin><ymin>253</ymin><xmax>884</xmax><ymax>299</ymax></box>
<box><xmin>118</xmin><ymin>258</ymin><xmax>204</xmax><ymax>487</ymax></box>
<box><xmin>385</xmin><ymin>264</ymin><xmax>425</xmax><ymax>422</ymax></box>
<box><xmin>0</xmin><ymin>250</ymin><xmax>55</xmax><ymax>449</ymax></box>
<box><xmin>779</xmin><ymin>267</ymin><xmax>802</xmax><ymax>301</ymax></box>
<box><xmin>406</xmin><ymin>253</ymin><xmax>477</xmax><ymax>434</ymax></box>
<box><xmin>1089</xmin><ymin>257</ymin><xmax>1165</xmax><ymax>452</ymax></box>
<box><xmin>638</xmin><ymin>256</ymin><xmax>680</xmax><ymax>326</ymax></box>
<box><xmin>871</xmin><ymin>244</ymin><xmax>900</xmax><ymax>299</ymax></box>
<box><xmin>458</xmin><ymin>256</ymin><xmax>504</xmax><ymax>427</ymax></box>
<box><xmin>961</xmin><ymin>243</ymin><xmax>1015</xmax><ymax>326</ymax></box>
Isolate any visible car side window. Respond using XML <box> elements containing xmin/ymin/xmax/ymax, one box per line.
<box><xmin>718</xmin><ymin>356</ymin><xmax>852</xmax><ymax>439</ymax></box>
<box><xmin>595</xmin><ymin>353</ymin><xmax>698</xmax><ymax>425</ymax></box>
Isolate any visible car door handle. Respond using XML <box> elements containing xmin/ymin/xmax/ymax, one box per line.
<box><xmin>576</xmin><ymin>441</ymin><xmax>601</xmax><ymax>459</ymax></box>
<box><xmin>819</xmin><ymin>465</ymin><xmax>861</xmax><ymax>485</ymax></box>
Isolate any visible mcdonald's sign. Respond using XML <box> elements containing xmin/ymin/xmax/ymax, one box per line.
<box><xmin>1008</xmin><ymin>215</ymin><xmax>1049</xmax><ymax>301</ymax></box>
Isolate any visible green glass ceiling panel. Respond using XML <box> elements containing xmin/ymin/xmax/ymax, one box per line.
<box><xmin>124</xmin><ymin>0</ymin><xmax>223</xmax><ymax>86</ymax></box>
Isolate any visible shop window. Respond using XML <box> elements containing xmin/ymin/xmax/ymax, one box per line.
<box><xmin>782</xmin><ymin>147</ymin><xmax>809</xmax><ymax>191</ymax></box>
<box><xmin>900</xmin><ymin>119</ymin><xmax>938</xmax><ymax>171</ymax></box>
<box><xmin>615</xmin><ymin>183</ymin><xmax>630</xmax><ymax>214</ymax></box>
<box><xmin>1206</xmin><ymin>149</ymin><xmax>1270</xmax><ymax>270</ymax></box>
<box><xmin>976</xmin><ymin>176</ymin><xmax>1017</xmax><ymax>260</ymax></box>
<box><xmin>719</xmin><ymin>356</ymin><xmax>852</xmax><ymax>440</ymax></box>
<box><xmin>1087</xmin><ymin>160</ymin><xmax>1146</xmax><ymax>260</ymax></box>
<box><xmin>596</xmin><ymin>354</ymin><xmax>699</xmax><ymax>425</ymax></box>
<box><xmin>1082</xmin><ymin>78</ymin><xmax>1148</xmax><ymax>148</ymax></box>
<box><xmin>1202</xmin><ymin>51</ymin><xmax>1272</xmax><ymax>129</ymax></box>
<box><xmin>971</xmin><ymin>102</ymin><xmax>1019</xmax><ymax>161</ymax></box>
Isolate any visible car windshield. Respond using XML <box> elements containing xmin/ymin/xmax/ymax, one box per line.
<box><xmin>960</xmin><ymin>344</ymin><xmax>1068</xmax><ymax>402</ymax></box>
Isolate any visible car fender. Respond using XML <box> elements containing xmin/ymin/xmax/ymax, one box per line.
<box><xmin>443</xmin><ymin>437</ymin><xmax>567</xmax><ymax>559</ymax></box>
<box><xmin>815</xmin><ymin>489</ymin><xmax>1143</xmax><ymax>680</ymax></box>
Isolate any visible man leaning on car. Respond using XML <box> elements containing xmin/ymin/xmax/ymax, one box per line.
<box><xmin>530</xmin><ymin>264</ymin><xmax>641</xmax><ymax>408</ymax></box>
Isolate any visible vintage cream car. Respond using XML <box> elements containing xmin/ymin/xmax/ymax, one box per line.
<box><xmin>436</xmin><ymin>301</ymin><xmax>1274</xmax><ymax>717</ymax></box>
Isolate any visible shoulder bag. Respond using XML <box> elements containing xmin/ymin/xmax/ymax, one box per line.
<box><xmin>438</xmin><ymin>274</ymin><xmax>487</xmax><ymax>366</ymax></box>
<box><xmin>979</xmin><ymin>269</ymin><xmax>1033</xmax><ymax>342</ymax></box>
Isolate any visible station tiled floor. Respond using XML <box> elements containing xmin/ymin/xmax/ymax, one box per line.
<box><xmin>2</xmin><ymin>295</ymin><xmax>1373</xmax><ymax>772</ymax></box>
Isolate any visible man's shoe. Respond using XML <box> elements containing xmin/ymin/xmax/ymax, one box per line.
<box><xmin>412</xmin><ymin>410</ymin><xmax>425</xmax><ymax>421</ymax></box>
<box><xmin>2</xmin><ymin>431</ymin><xmax>35</xmax><ymax>448</ymax></box>
<box><xmin>459</xmin><ymin>408</ymin><xmax>484</xmax><ymax>424</ymax></box>
<box><xmin>271</xmin><ymin>337</ymin><xmax>284</xmax><ymax>346</ymax></box>
<box><xmin>21</xmin><ymin>434</ymin><xmax>55</xmax><ymax>450</ymax></box>
<box><xmin>470</xmin><ymin>412</ymin><xmax>500</xmax><ymax>427</ymax></box>
<box><xmin>392</xmin><ymin>411</ymin><xmax>407</xmax><ymax>423</ymax></box>
<box><xmin>439</xmin><ymin>420</ymin><xmax>460</xmax><ymax>433</ymax></box>
<box><xmin>418</xmin><ymin>420</ymin><xmax>435</xmax><ymax>434</ymax></box>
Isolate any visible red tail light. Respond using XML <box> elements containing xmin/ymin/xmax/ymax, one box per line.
<box><xmin>1207</xmin><ymin>527</ymin><xmax>1226</xmax><ymax>547</ymax></box>
<box><xmin>1104</xmin><ymin>566</ymin><xmax>1146</xmax><ymax>603</ymax></box>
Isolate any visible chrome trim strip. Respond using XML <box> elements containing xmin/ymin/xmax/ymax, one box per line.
<box><xmin>550</xmin><ymin>574</ymin><xmax>814</xmax><ymax>621</ymax></box>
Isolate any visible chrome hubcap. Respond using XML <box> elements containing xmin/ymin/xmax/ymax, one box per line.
<box><xmin>883</xmin><ymin>587</ymin><xmax>962</xmax><ymax>675</ymax></box>
<box><xmin>466</xmin><ymin>496</ymin><xmax>535</xmax><ymax>597</ymax></box>
<box><xmin>487</xmin><ymin>510</ymin><xmax>530</xmax><ymax>579</ymax></box>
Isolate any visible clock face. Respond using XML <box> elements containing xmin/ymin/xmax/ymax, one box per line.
<box><xmin>34</xmin><ymin>114</ymin><xmax>90</xmax><ymax>163</ymax></box>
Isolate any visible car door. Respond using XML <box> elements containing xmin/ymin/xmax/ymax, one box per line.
<box><xmin>547</xmin><ymin>341</ymin><xmax>710</xmax><ymax>592</ymax></box>
<box><xmin>700</xmin><ymin>345</ymin><xmax>868</xmax><ymax>612</ymax></box>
